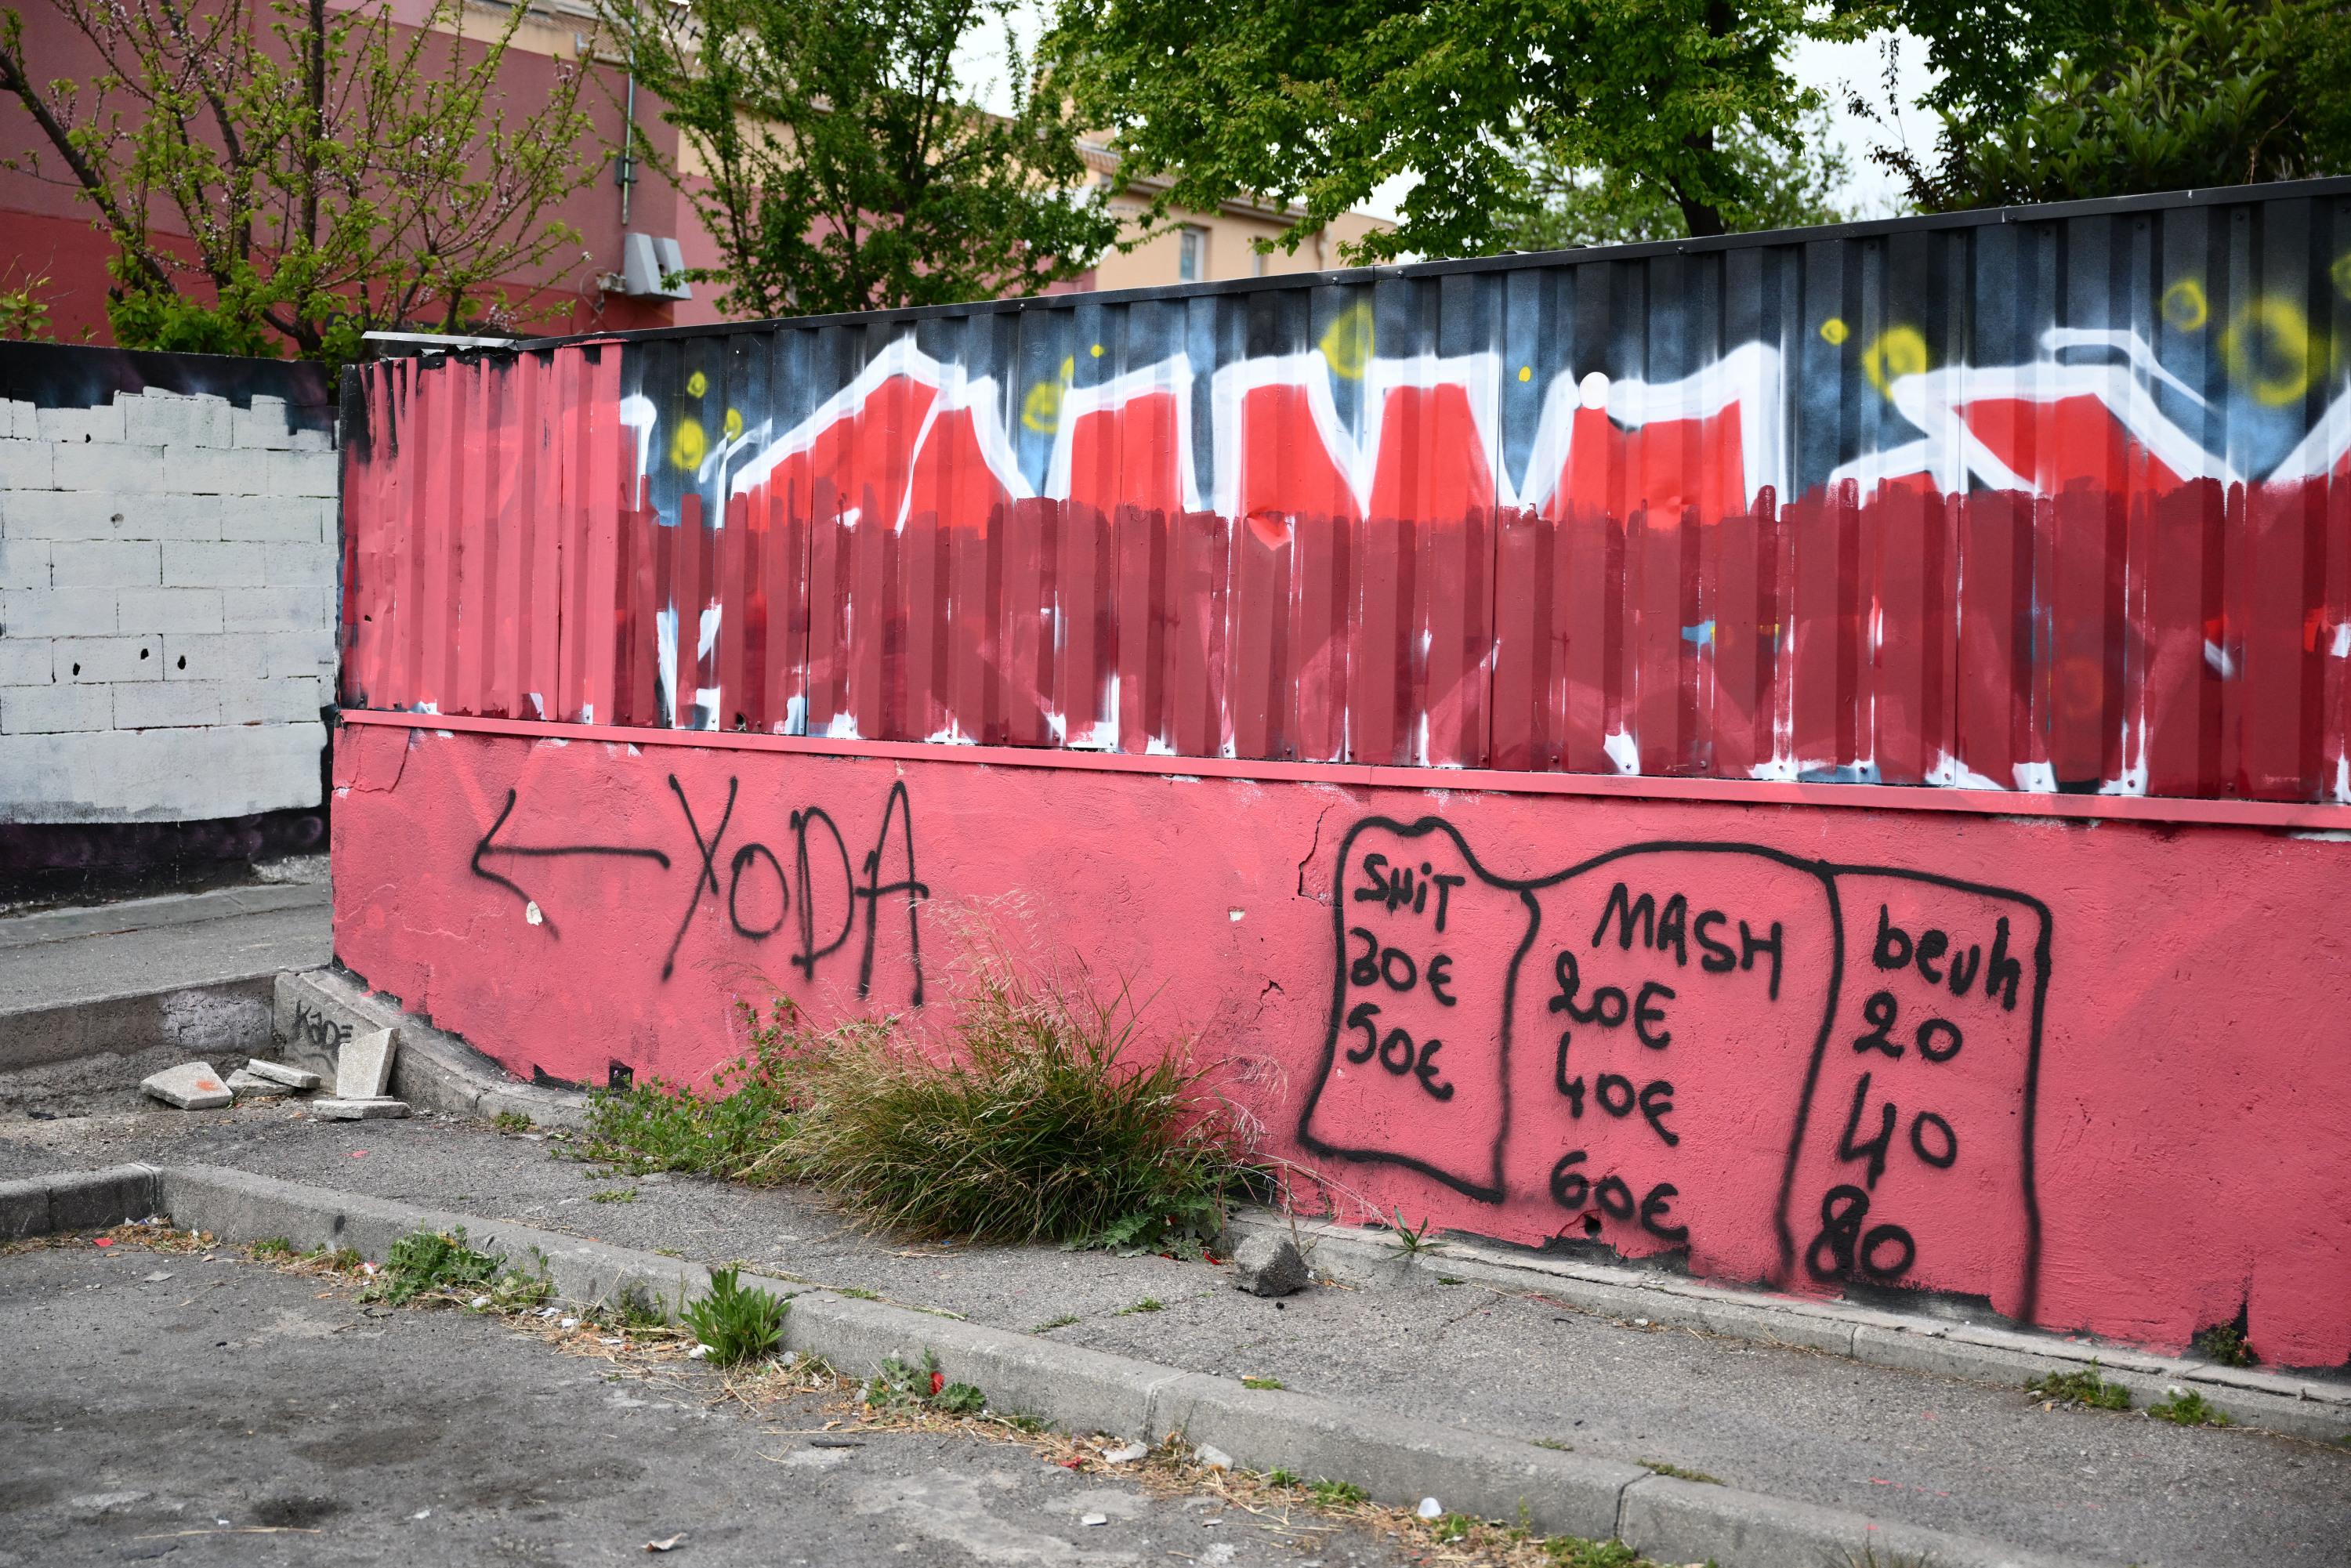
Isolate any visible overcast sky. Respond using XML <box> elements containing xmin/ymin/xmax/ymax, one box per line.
<box><xmin>960</xmin><ymin>12</ymin><xmax>1943</xmax><ymax>234</ymax></box>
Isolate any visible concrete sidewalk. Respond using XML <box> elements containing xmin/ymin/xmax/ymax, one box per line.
<box><xmin>0</xmin><ymin>879</ymin><xmax>331</xmax><ymax>1070</ymax></box>
<box><xmin>1</xmin><ymin>1103</ymin><xmax>2342</xmax><ymax>1568</ymax></box>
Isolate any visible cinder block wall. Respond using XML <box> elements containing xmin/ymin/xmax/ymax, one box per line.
<box><xmin>0</xmin><ymin>364</ymin><xmax>338</xmax><ymax>823</ymax></box>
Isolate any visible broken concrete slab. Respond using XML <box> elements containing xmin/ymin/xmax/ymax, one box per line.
<box><xmin>311</xmin><ymin>1098</ymin><xmax>411</xmax><ymax>1121</ymax></box>
<box><xmin>139</xmin><ymin>1062</ymin><xmax>234</xmax><ymax>1110</ymax></box>
<box><xmin>335</xmin><ymin>1028</ymin><xmax>397</xmax><ymax>1099</ymax></box>
<box><xmin>240</xmin><ymin>1059</ymin><xmax>321</xmax><ymax>1090</ymax></box>
<box><xmin>224</xmin><ymin>1068</ymin><xmax>296</xmax><ymax>1098</ymax></box>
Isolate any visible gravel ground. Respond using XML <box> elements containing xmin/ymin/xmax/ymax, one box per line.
<box><xmin>3</xmin><ymin>1065</ymin><xmax>2347</xmax><ymax>1568</ymax></box>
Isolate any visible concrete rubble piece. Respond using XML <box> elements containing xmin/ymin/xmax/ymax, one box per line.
<box><xmin>239</xmin><ymin>1059</ymin><xmax>321</xmax><ymax>1090</ymax></box>
<box><xmin>137</xmin><ymin>1062</ymin><xmax>233</xmax><ymax>1110</ymax></box>
<box><xmin>1229</xmin><ymin>1231</ymin><xmax>1311</xmax><ymax>1297</ymax></box>
<box><xmin>310</xmin><ymin>1098</ymin><xmax>411</xmax><ymax>1121</ymax></box>
<box><xmin>223</xmin><ymin>1068</ymin><xmax>295</xmax><ymax>1099</ymax></box>
<box><xmin>335</xmin><ymin>1027</ymin><xmax>397</xmax><ymax>1099</ymax></box>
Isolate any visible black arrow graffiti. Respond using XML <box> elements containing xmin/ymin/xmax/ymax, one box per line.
<box><xmin>470</xmin><ymin>788</ymin><xmax>671</xmax><ymax>938</ymax></box>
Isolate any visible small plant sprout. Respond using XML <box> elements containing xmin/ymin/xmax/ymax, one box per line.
<box><xmin>1307</xmin><ymin>1479</ymin><xmax>1367</xmax><ymax>1507</ymax></box>
<box><xmin>1636</xmin><ymin>1459</ymin><xmax>1722</xmax><ymax>1484</ymax></box>
<box><xmin>249</xmin><ymin>1237</ymin><xmax>295</xmax><ymax>1259</ymax></box>
<box><xmin>491</xmin><ymin>1110</ymin><xmax>534</xmax><ymax>1134</ymax></box>
<box><xmin>1433</xmin><ymin>1512</ymin><xmax>1474</xmax><ymax>1543</ymax></box>
<box><xmin>865</xmin><ymin>1349</ymin><xmax>984</xmax><ymax>1414</ymax></box>
<box><xmin>1388</xmin><ymin>1209</ymin><xmax>1444</xmax><ymax>1257</ymax></box>
<box><xmin>589</xmin><ymin>1187</ymin><xmax>638</xmax><ymax>1204</ymax></box>
<box><xmin>363</xmin><ymin>1227</ymin><xmax>551</xmax><ymax>1310</ymax></box>
<box><xmin>1241</xmin><ymin>1375</ymin><xmax>1284</xmax><ymax>1391</ymax></box>
<box><xmin>1114</xmin><ymin>1296</ymin><xmax>1164</xmax><ymax>1316</ymax></box>
<box><xmin>1266</xmin><ymin>1468</ymin><xmax>1300</xmax><ymax>1487</ymax></box>
<box><xmin>681</xmin><ymin>1266</ymin><xmax>788</xmax><ymax>1366</ymax></box>
<box><xmin>2147</xmin><ymin>1387</ymin><xmax>2234</xmax><ymax>1427</ymax></box>
<box><xmin>1031</xmin><ymin>1314</ymin><xmax>1080</xmax><ymax>1332</ymax></box>
<box><xmin>2193</xmin><ymin>1322</ymin><xmax>2258</xmax><ymax>1367</ymax></box>
<box><xmin>2026</xmin><ymin>1362</ymin><xmax>2132</xmax><ymax>1411</ymax></box>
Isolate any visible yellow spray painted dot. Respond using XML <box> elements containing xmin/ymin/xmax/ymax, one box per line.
<box><xmin>1862</xmin><ymin>325</ymin><xmax>1929</xmax><ymax>397</ymax></box>
<box><xmin>723</xmin><ymin>407</ymin><xmax>744</xmax><ymax>440</ymax></box>
<box><xmin>1090</xmin><ymin>343</ymin><xmax>1105</xmax><ymax>358</ymax></box>
<box><xmin>2161</xmin><ymin>278</ymin><xmax>2209</xmax><ymax>331</ymax></box>
<box><xmin>669</xmin><ymin>416</ymin><xmax>707</xmax><ymax>471</ymax></box>
<box><xmin>1819</xmin><ymin>317</ymin><xmax>1849</xmax><ymax>346</ymax></box>
<box><xmin>1320</xmin><ymin>302</ymin><xmax>1375</xmax><ymax>380</ymax></box>
<box><xmin>2222</xmin><ymin>296</ymin><xmax>2313</xmax><ymax>407</ymax></box>
<box><xmin>1518</xmin><ymin>365</ymin><xmax>1533</xmax><ymax>383</ymax></box>
<box><xmin>686</xmin><ymin>370</ymin><xmax>708</xmax><ymax>398</ymax></box>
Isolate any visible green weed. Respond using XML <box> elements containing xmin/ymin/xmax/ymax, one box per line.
<box><xmin>1032</xmin><ymin>1314</ymin><xmax>1080</xmax><ymax>1332</ymax></box>
<box><xmin>1544</xmin><ymin>1539</ymin><xmax>1648</xmax><ymax>1568</ymax></box>
<box><xmin>1306</xmin><ymin>1479</ymin><xmax>1367</xmax><ymax>1506</ymax></box>
<box><xmin>865</xmin><ymin>1349</ymin><xmax>984</xmax><ymax>1415</ymax></box>
<box><xmin>589</xmin><ymin>1187</ymin><xmax>638</xmax><ymax>1204</ymax></box>
<box><xmin>1436</xmin><ymin>1274</ymin><xmax>1467</xmax><ymax>1285</ymax></box>
<box><xmin>840</xmin><ymin>1286</ymin><xmax>881</xmax><ymax>1301</ymax></box>
<box><xmin>1433</xmin><ymin>1512</ymin><xmax>1474</xmax><ymax>1543</ymax></box>
<box><xmin>574</xmin><ymin>998</ymin><xmax>812</xmax><ymax>1181</ymax></box>
<box><xmin>1639</xmin><ymin>1459</ymin><xmax>1722</xmax><ymax>1484</ymax></box>
<box><xmin>681</xmin><ymin>1266</ymin><xmax>788</xmax><ymax>1365</ymax></box>
<box><xmin>2193</xmin><ymin>1323</ymin><xmax>2258</xmax><ymax>1367</ymax></box>
<box><xmin>364</xmin><ymin>1227</ymin><xmax>551</xmax><ymax>1309</ymax></box>
<box><xmin>249</xmin><ymin>1237</ymin><xmax>295</xmax><ymax>1259</ymax></box>
<box><xmin>1532</xmin><ymin>1437</ymin><xmax>1574</xmax><ymax>1451</ymax></box>
<box><xmin>1241</xmin><ymin>1375</ymin><xmax>1284</xmax><ymax>1390</ymax></box>
<box><xmin>491</xmin><ymin>1110</ymin><xmax>533</xmax><ymax>1134</ymax></box>
<box><xmin>2148</xmin><ymin>1388</ymin><xmax>2233</xmax><ymax>1427</ymax></box>
<box><xmin>310</xmin><ymin>1244</ymin><xmax>364</xmax><ymax>1273</ymax></box>
<box><xmin>2027</xmin><ymin>1361</ymin><xmax>2132</xmax><ymax>1411</ymax></box>
<box><xmin>608</xmin><ymin>1285</ymin><xmax>668</xmax><ymax>1330</ymax></box>
<box><xmin>1266</xmin><ymin>1468</ymin><xmax>1300</xmax><ymax>1487</ymax></box>
<box><xmin>1386</xmin><ymin>1209</ymin><xmax>1445</xmax><ymax>1257</ymax></box>
<box><xmin>1114</xmin><ymin>1297</ymin><xmax>1164</xmax><ymax>1316</ymax></box>
<box><xmin>784</xmin><ymin>954</ymin><xmax>1265</xmax><ymax>1253</ymax></box>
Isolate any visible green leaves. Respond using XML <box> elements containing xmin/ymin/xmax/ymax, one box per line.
<box><xmin>0</xmin><ymin>0</ymin><xmax>603</xmax><ymax>365</ymax></box>
<box><xmin>602</xmin><ymin>0</ymin><xmax>1119</xmax><ymax>317</ymax></box>
<box><xmin>1045</xmin><ymin>0</ymin><xmax>1853</xmax><ymax>261</ymax></box>
<box><xmin>1886</xmin><ymin>0</ymin><xmax>2351</xmax><ymax>210</ymax></box>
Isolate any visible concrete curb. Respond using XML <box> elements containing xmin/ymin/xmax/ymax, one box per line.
<box><xmin>1226</xmin><ymin>1211</ymin><xmax>2351</xmax><ymax>1445</ymax></box>
<box><xmin>0</xmin><ymin>981</ymin><xmax>277</xmax><ymax>1074</ymax></box>
<box><xmin>13</xmin><ymin>1163</ymin><xmax>2111</xmax><ymax>1568</ymax></box>
<box><xmin>271</xmin><ymin>968</ymin><xmax>589</xmax><ymax>1128</ymax></box>
<box><xmin>0</xmin><ymin>1163</ymin><xmax>163</xmax><ymax>1241</ymax></box>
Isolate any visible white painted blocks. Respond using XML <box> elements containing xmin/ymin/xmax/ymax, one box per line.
<box><xmin>1</xmin><ymin>379</ymin><xmax>337</xmax><ymax>824</ymax></box>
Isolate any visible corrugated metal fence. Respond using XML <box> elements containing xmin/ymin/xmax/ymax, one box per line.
<box><xmin>340</xmin><ymin>180</ymin><xmax>2351</xmax><ymax>802</ymax></box>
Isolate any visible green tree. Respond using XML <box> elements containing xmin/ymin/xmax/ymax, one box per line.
<box><xmin>1045</xmin><ymin>0</ymin><xmax>1868</xmax><ymax>263</ymax></box>
<box><xmin>1504</xmin><ymin>106</ymin><xmax>1854</xmax><ymax>249</ymax></box>
<box><xmin>598</xmin><ymin>0</ymin><xmax>1121</xmax><ymax>317</ymax></box>
<box><xmin>0</xmin><ymin>0</ymin><xmax>603</xmax><ymax>364</ymax></box>
<box><xmin>1882</xmin><ymin>0</ymin><xmax>2351</xmax><ymax>209</ymax></box>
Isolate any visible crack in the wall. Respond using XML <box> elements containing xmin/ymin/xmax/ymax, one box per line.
<box><xmin>1295</xmin><ymin>802</ymin><xmax>1337</xmax><ymax>902</ymax></box>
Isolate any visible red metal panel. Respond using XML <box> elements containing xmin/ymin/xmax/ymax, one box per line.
<box><xmin>2233</xmin><ymin>478</ymin><xmax>2328</xmax><ymax>798</ymax></box>
<box><xmin>2134</xmin><ymin>480</ymin><xmax>2224</xmax><ymax>798</ymax></box>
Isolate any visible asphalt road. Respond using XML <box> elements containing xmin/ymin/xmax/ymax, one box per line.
<box><xmin>5</xmin><ymin>1085</ymin><xmax>2349</xmax><ymax>1568</ymax></box>
<box><xmin>0</xmin><ymin>1240</ymin><xmax>1417</xmax><ymax>1568</ymax></box>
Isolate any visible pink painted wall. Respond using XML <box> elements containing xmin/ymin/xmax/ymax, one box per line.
<box><xmin>331</xmin><ymin>720</ymin><xmax>2351</xmax><ymax>1368</ymax></box>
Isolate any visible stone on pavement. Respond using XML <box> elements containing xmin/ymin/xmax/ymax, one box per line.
<box><xmin>240</xmin><ymin>1058</ymin><xmax>321</xmax><ymax>1090</ymax></box>
<box><xmin>225</xmin><ymin>1068</ymin><xmax>296</xmax><ymax>1098</ymax></box>
<box><xmin>1230</xmin><ymin>1232</ymin><xmax>1310</xmax><ymax>1297</ymax></box>
<box><xmin>139</xmin><ymin>1061</ymin><xmax>234</xmax><ymax>1110</ymax></box>
<box><xmin>336</xmin><ymin>1027</ymin><xmax>397</xmax><ymax>1099</ymax></box>
<box><xmin>312</xmin><ymin>1097</ymin><xmax>411</xmax><ymax>1120</ymax></box>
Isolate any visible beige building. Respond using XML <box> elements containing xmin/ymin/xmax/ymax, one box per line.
<box><xmin>1081</xmin><ymin>146</ymin><xmax>1395</xmax><ymax>292</ymax></box>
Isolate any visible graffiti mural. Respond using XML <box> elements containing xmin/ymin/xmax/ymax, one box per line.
<box><xmin>1298</xmin><ymin>820</ymin><xmax>2049</xmax><ymax>1316</ymax></box>
<box><xmin>340</xmin><ymin>183</ymin><xmax>2351</xmax><ymax>803</ymax></box>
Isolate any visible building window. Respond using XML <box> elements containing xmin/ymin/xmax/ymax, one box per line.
<box><xmin>1179</xmin><ymin>226</ymin><xmax>1205</xmax><ymax>282</ymax></box>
